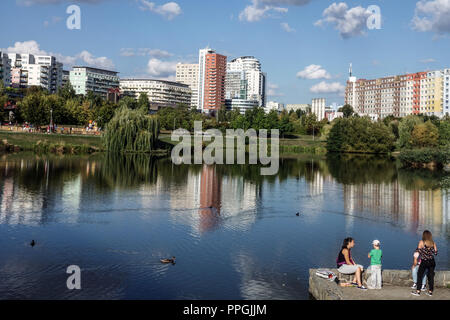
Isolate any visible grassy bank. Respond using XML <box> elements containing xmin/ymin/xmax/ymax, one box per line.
<box><xmin>159</xmin><ymin>133</ymin><xmax>326</xmax><ymax>155</ymax></box>
<box><xmin>0</xmin><ymin>130</ymin><xmax>104</xmax><ymax>151</ymax></box>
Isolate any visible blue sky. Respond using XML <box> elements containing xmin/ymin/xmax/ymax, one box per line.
<box><xmin>1</xmin><ymin>0</ymin><xmax>450</xmax><ymax>105</ymax></box>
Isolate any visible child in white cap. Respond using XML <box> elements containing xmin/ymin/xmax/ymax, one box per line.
<box><xmin>367</xmin><ymin>240</ymin><xmax>382</xmax><ymax>289</ymax></box>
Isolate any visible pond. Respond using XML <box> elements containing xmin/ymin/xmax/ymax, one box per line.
<box><xmin>0</xmin><ymin>153</ymin><xmax>448</xmax><ymax>299</ymax></box>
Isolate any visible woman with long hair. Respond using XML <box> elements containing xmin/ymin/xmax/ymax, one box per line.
<box><xmin>336</xmin><ymin>237</ymin><xmax>367</xmax><ymax>290</ymax></box>
<box><xmin>411</xmin><ymin>230</ymin><xmax>438</xmax><ymax>297</ymax></box>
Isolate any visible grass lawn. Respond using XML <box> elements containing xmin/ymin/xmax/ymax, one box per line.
<box><xmin>0</xmin><ymin>130</ymin><xmax>104</xmax><ymax>150</ymax></box>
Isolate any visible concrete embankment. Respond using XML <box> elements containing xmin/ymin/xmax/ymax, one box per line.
<box><xmin>309</xmin><ymin>269</ymin><xmax>450</xmax><ymax>300</ymax></box>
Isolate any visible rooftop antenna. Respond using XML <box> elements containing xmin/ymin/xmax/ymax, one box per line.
<box><xmin>349</xmin><ymin>63</ymin><xmax>353</xmax><ymax>78</ymax></box>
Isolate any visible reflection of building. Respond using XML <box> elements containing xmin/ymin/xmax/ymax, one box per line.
<box><xmin>343</xmin><ymin>182</ymin><xmax>446</xmax><ymax>231</ymax></box>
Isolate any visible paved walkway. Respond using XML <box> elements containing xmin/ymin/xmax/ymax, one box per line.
<box><xmin>341</xmin><ymin>284</ymin><xmax>450</xmax><ymax>300</ymax></box>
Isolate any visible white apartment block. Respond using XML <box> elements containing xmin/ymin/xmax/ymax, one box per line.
<box><xmin>225</xmin><ymin>98</ymin><xmax>259</xmax><ymax>115</ymax></box>
<box><xmin>70</xmin><ymin>66</ymin><xmax>119</xmax><ymax>98</ymax></box>
<box><xmin>346</xmin><ymin>68</ymin><xmax>448</xmax><ymax>119</ymax></box>
<box><xmin>120</xmin><ymin>79</ymin><xmax>191</xmax><ymax>108</ymax></box>
<box><xmin>285</xmin><ymin>104</ymin><xmax>310</xmax><ymax>113</ymax></box>
<box><xmin>6</xmin><ymin>53</ymin><xmax>63</xmax><ymax>93</ymax></box>
<box><xmin>264</xmin><ymin>101</ymin><xmax>284</xmax><ymax>114</ymax></box>
<box><xmin>227</xmin><ymin>56</ymin><xmax>266</xmax><ymax>107</ymax></box>
<box><xmin>312</xmin><ymin>98</ymin><xmax>326</xmax><ymax>121</ymax></box>
<box><xmin>176</xmin><ymin>63</ymin><xmax>199</xmax><ymax>109</ymax></box>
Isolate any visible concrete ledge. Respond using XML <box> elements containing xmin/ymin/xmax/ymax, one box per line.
<box><xmin>309</xmin><ymin>269</ymin><xmax>450</xmax><ymax>300</ymax></box>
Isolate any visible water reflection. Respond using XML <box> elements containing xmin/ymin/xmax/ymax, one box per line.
<box><xmin>0</xmin><ymin>153</ymin><xmax>448</xmax><ymax>232</ymax></box>
<box><xmin>0</xmin><ymin>153</ymin><xmax>449</xmax><ymax>299</ymax></box>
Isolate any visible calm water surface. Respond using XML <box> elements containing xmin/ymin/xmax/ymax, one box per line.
<box><xmin>0</xmin><ymin>153</ymin><xmax>448</xmax><ymax>300</ymax></box>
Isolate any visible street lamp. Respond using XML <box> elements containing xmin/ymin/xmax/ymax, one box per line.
<box><xmin>50</xmin><ymin>109</ymin><xmax>53</xmax><ymax>134</ymax></box>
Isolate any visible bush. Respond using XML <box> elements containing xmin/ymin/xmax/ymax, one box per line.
<box><xmin>398</xmin><ymin>148</ymin><xmax>450</xmax><ymax>168</ymax></box>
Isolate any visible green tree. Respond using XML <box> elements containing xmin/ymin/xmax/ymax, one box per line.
<box><xmin>137</xmin><ymin>92</ymin><xmax>149</xmax><ymax>112</ymax></box>
<box><xmin>19</xmin><ymin>93</ymin><xmax>50</xmax><ymax>127</ymax></box>
<box><xmin>411</xmin><ymin>121</ymin><xmax>439</xmax><ymax>148</ymax></box>
<box><xmin>438</xmin><ymin>118</ymin><xmax>450</xmax><ymax>147</ymax></box>
<box><xmin>103</xmin><ymin>107</ymin><xmax>160</xmax><ymax>153</ymax></box>
<box><xmin>398</xmin><ymin>115</ymin><xmax>423</xmax><ymax>149</ymax></box>
<box><xmin>57</xmin><ymin>82</ymin><xmax>76</xmax><ymax>101</ymax></box>
<box><xmin>119</xmin><ymin>96</ymin><xmax>138</xmax><ymax>110</ymax></box>
<box><xmin>339</xmin><ymin>104</ymin><xmax>354</xmax><ymax>118</ymax></box>
<box><xmin>327</xmin><ymin>117</ymin><xmax>395</xmax><ymax>154</ymax></box>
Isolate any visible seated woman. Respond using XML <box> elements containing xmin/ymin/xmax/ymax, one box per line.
<box><xmin>336</xmin><ymin>237</ymin><xmax>367</xmax><ymax>290</ymax></box>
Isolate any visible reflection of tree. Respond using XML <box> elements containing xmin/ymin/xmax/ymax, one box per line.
<box><xmin>100</xmin><ymin>154</ymin><xmax>158</xmax><ymax>188</ymax></box>
<box><xmin>397</xmin><ymin>168</ymin><xmax>446</xmax><ymax>191</ymax></box>
<box><xmin>326</xmin><ymin>154</ymin><xmax>397</xmax><ymax>185</ymax></box>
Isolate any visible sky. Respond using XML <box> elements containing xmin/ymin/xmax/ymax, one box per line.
<box><xmin>1</xmin><ymin>0</ymin><xmax>450</xmax><ymax>105</ymax></box>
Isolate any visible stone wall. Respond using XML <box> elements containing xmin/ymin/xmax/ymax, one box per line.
<box><xmin>309</xmin><ymin>268</ymin><xmax>450</xmax><ymax>300</ymax></box>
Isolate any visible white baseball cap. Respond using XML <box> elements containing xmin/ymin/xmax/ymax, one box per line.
<box><xmin>372</xmin><ymin>240</ymin><xmax>381</xmax><ymax>246</ymax></box>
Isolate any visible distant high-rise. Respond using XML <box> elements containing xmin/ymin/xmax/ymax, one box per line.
<box><xmin>226</xmin><ymin>56</ymin><xmax>266</xmax><ymax>107</ymax></box>
<box><xmin>312</xmin><ymin>98</ymin><xmax>326</xmax><ymax>121</ymax></box>
<box><xmin>197</xmin><ymin>48</ymin><xmax>227</xmax><ymax>113</ymax></box>
<box><xmin>176</xmin><ymin>63</ymin><xmax>199</xmax><ymax>109</ymax></box>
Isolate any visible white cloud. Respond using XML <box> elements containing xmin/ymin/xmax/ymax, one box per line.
<box><xmin>315</xmin><ymin>2</ymin><xmax>372</xmax><ymax>38</ymax></box>
<box><xmin>412</xmin><ymin>0</ymin><xmax>450</xmax><ymax>34</ymax></box>
<box><xmin>267</xmin><ymin>83</ymin><xmax>284</xmax><ymax>96</ymax></box>
<box><xmin>120</xmin><ymin>48</ymin><xmax>173</xmax><ymax>58</ymax></box>
<box><xmin>147</xmin><ymin>58</ymin><xmax>178</xmax><ymax>78</ymax></box>
<box><xmin>139</xmin><ymin>1</ymin><xmax>182</xmax><ymax>20</ymax></box>
<box><xmin>297</xmin><ymin>64</ymin><xmax>331</xmax><ymax>80</ymax></box>
<box><xmin>420</xmin><ymin>58</ymin><xmax>437</xmax><ymax>63</ymax></box>
<box><xmin>281</xmin><ymin>22</ymin><xmax>295</xmax><ymax>32</ymax></box>
<box><xmin>1</xmin><ymin>40</ymin><xmax>115</xmax><ymax>69</ymax></box>
<box><xmin>239</xmin><ymin>0</ymin><xmax>290</xmax><ymax>22</ymax></box>
<box><xmin>310</xmin><ymin>81</ymin><xmax>345</xmax><ymax>95</ymax></box>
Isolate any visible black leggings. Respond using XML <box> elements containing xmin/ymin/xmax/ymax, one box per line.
<box><xmin>416</xmin><ymin>259</ymin><xmax>435</xmax><ymax>291</ymax></box>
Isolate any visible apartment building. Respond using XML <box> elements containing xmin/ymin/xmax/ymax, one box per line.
<box><xmin>0</xmin><ymin>52</ymin><xmax>10</xmax><ymax>86</ymax></box>
<box><xmin>345</xmin><ymin>67</ymin><xmax>447</xmax><ymax>119</ymax></box>
<box><xmin>444</xmin><ymin>69</ymin><xmax>450</xmax><ymax>116</ymax></box>
<box><xmin>176</xmin><ymin>63</ymin><xmax>199</xmax><ymax>109</ymax></box>
<box><xmin>6</xmin><ymin>53</ymin><xmax>63</xmax><ymax>93</ymax></box>
<box><xmin>202</xmin><ymin>50</ymin><xmax>227</xmax><ymax>113</ymax></box>
<box><xmin>312</xmin><ymin>98</ymin><xmax>326</xmax><ymax>121</ymax></box>
<box><xmin>120</xmin><ymin>78</ymin><xmax>191</xmax><ymax>109</ymax></box>
<box><xmin>70</xmin><ymin>66</ymin><xmax>119</xmax><ymax>98</ymax></box>
<box><xmin>285</xmin><ymin>104</ymin><xmax>310</xmax><ymax>113</ymax></box>
<box><xmin>227</xmin><ymin>56</ymin><xmax>266</xmax><ymax>108</ymax></box>
<box><xmin>264</xmin><ymin>101</ymin><xmax>284</xmax><ymax>114</ymax></box>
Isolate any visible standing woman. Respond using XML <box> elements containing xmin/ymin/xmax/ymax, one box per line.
<box><xmin>337</xmin><ymin>237</ymin><xmax>367</xmax><ymax>290</ymax></box>
<box><xmin>412</xmin><ymin>230</ymin><xmax>438</xmax><ymax>297</ymax></box>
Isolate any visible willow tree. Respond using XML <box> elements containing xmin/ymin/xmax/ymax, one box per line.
<box><xmin>103</xmin><ymin>107</ymin><xmax>160</xmax><ymax>153</ymax></box>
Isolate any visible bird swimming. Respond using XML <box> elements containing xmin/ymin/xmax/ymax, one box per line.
<box><xmin>296</xmin><ymin>212</ymin><xmax>300</xmax><ymax>216</ymax></box>
<box><xmin>160</xmin><ymin>257</ymin><xmax>176</xmax><ymax>264</ymax></box>
<box><xmin>30</xmin><ymin>240</ymin><xmax>36</xmax><ymax>247</ymax></box>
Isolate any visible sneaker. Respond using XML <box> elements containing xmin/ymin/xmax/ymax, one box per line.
<box><xmin>357</xmin><ymin>286</ymin><xmax>367</xmax><ymax>290</ymax></box>
<box><xmin>411</xmin><ymin>291</ymin><xmax>420</xmax><ymax>296</ymax></box>
<box><xmin>425</xmin><ymin>291</ymin><xmax>433</xmax><ymax>297</ymax></box>
<box><xmin>421</xmin><ymin>285</ymin><xmax>426</xmax><ymax>291</ymax></box>
<box><xmin>411</xmin><ymin>283</ymin><xmax>417</xmax><ymax>289</ymax></box>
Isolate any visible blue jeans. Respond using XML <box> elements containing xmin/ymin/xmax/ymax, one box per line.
<box><xmin>412</xmin><ymin>265</ymin><xmax>427</xmax><ymax>285</ymax></box>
